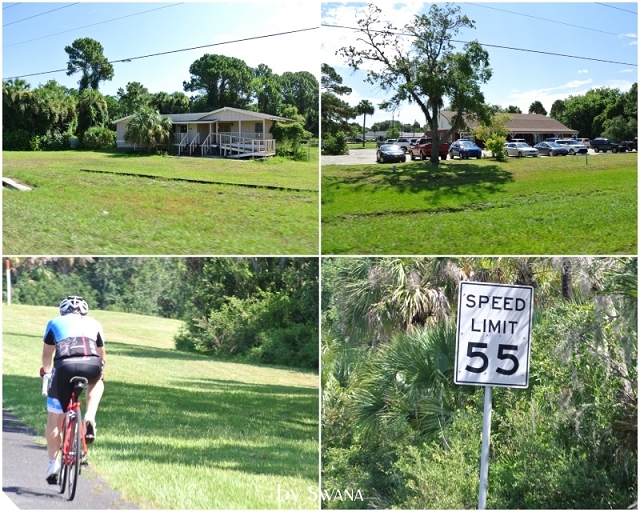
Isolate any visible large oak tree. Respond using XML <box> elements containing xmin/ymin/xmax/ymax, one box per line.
<box><xmin>339</xmin><ymin>3</ymin><xmax>492</xmax><ymax>164</ymax></box>
<box><xmin>183</xmin><ymin>53</ymin><xmax>254</xmax><ymax>110</ymax></box>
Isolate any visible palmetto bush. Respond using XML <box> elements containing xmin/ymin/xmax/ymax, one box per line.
<box><xmin>124</xmin><ymin>108</ymin><xmax>173</xmax><ymax>152</ymax></box>
<box><xmin>322</xmin><ymin>257</ymin><xmax>637</xmax><ymax>509</ymax></box>
<box><xmin>350</xmin><ymin>324</ymin><xmax>462</xmax><ymax>440</ymax></box>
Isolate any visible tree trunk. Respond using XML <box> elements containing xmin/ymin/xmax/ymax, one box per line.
<box><xmin>428</xmin><ymin>108</ymin><xmax>440</xmax><ymax>165</ymax></box>
<box><xmin>561</xmin><ymin>259</ymin><xmax>572</xmax><ymax>301</ymax></box>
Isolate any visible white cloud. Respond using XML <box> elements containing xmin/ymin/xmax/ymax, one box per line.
<box><xmin>577</xmin><ymin>69</ymin><xmax>588</xmax><ymax>74</ymax></box>
<box><xmin>618</xmin><ymin>69</ymin><xmax>634</xmax><ymax>73</ymax></box>
<box><xmin>619</xmin><ymin>33</ymin><xmax>638</xmax><ymax>45</ymax></box>
<box><xmin>507</xmin><ymin>79</ymin><xmax>594</xmax><ymax>113</ymax></box>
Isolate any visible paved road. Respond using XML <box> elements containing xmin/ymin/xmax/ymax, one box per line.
<box><xmin>322</xmin><ymin>148</ymin><xmax>378</xmax><ymax>165</ymax></box>
<box><xmin>2</xmin><ymin>409</ymin><xmax>136</xmax><ymax>509</ymax></box>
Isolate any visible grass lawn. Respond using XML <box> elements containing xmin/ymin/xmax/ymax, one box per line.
<box><xmin>3</xmin><ymin>305</ymin><xmax>319</xmax><ymax>510</ymax></box>
<box><xmin>321</xmin><ymin>153</ymin><xmax>637</xmax><ymax>254</ymax></box>
<box><xmin>3</xmin><ymin>150</ymin><xmax>319</xmax><ymax>255</ymax></box>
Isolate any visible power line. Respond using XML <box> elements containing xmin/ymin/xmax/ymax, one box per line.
<box><xmin>322</xmin><ymin>24</ymin><xmax>638</xmax><ymax>67</ymax></box>
<box><xmin>3</xmin><ymin>3</ymin><xmax>79</xmax><ymax>27</ymax></box>
<box><xmin>466</xmin><ymin>2</ymin><xmax>637</xmax><ymax>40</ymax></box>
<box><xmin>596</xmin><ymin>2</ymin><xmax>638</xmax><ymax>14</ymax></box>
<box><xmin>3</xmin><ymin>3</ymin><xmax>22</xmax><ymax>10</ymax></box>
<box><xmin>4</xmin><ymin>27</ymin><xmax>319</xmax><ymax>81</ymax></box>
<box><xmin>3</xmin><ymin>3</ymin><xmax>185</xmax><ymax>48</ymax></box>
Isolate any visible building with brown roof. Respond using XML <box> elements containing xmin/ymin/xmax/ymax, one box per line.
<box><xmin>425</xmin><ymin>111</ymin><xmax>578</xmax><ymax>146</ymax></box>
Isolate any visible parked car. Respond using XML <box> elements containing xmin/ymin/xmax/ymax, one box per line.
<box><xmin>376</xmin><ymin>144</ymin><xmax>406</xmax><ymax>163</ymax></box>
<box><xmin>533</xmin><ymin>141</ymin><xmax>569</xmax><ymax>157</ymax></box>
<box><xmin>409</xmin><ymin>138</ymin><xmax>419</xmax><ymax>147</ymax></box>
<box><xmin>590</xmin><ymin>137</ymin><xmax>623</xmax><ymax>153</ymax></box>
<box><xmin>504</xmin><ymin>142</ymin><xmax>539</xmax><ymax>158</ymax></box>
<box><xmin>449</xmin><ymin>139</ymin><xmax>482</xmax><ymax>159</ymax></box>
<box><xmin>555</xmin><ymin>139</ymin><xmax>588</xmax><ymax>155</ymax></box>
<box><xmin>409</xmin><ymin>137</ymin><xmax>450</xmax><ymax>160</ymax></box>
<box><xmin>396</xmin><ymin>137</ymin><xmax>411</xmax><ymax>152</ymax></box>
<box><xmin>620</xmin><ymin>139</ymin><xmax>637</xmax><ymax>151</ymax></box>
<box><xmin>576</xmin><ymin>138</ymin><xmax>590</xmax><ymax>147</ymax></box>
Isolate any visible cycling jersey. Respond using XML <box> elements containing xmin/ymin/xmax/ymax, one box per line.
<box><xmin>43</xmin><ymin>314</ymin><xmax>105</xmax><ymax>360</ymax></box>
<box><xmin>44</xmin><ymin>314</ymin><xmax>105</xmax><ymax>414</ymax></box>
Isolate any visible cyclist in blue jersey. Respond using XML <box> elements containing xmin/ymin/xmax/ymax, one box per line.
<box><xmin>41</xmin><ymin>296</ymin><xmax>106</xmax><ymax>484</ymax></box>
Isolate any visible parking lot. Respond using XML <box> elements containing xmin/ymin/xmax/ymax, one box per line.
<box><xmin>321</xmin><ymin>147</ymin><xmax>634</xmax><ymax>165</ymax></box>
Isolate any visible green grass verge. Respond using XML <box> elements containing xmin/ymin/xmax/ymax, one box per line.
<box><xmin>3</xmin><ymin>305</ymin><xmax>319</xmax><ymax>510</ymax></box>
<box><xmin>321</xmin><ymin>154</ymin><xmax>637</xmax><ymax>254</ymax></box>
<box><xmin>3</xmin><ymin>150</ymin><xmax>319</xmax><ymax>255</ymax></box>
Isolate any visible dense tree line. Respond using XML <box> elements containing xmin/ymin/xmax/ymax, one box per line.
<box><xmin>550</xmin><ymin>84</ymin><xmax>637</xmax><ymax>141</ymax></box>
<box><xmin>3</xmin><ymin>38</ymin><xmax>319</xmax><ymax>152</ymax></box>
<box><xmin>322</xmin><ymin>257</ymin><xmax>637</xmax><ymax>509</ymax></box>
<box><xmin>4</xmin><ymin>257</ymin><xmax>318</xmax><ymax>370</ymax></box>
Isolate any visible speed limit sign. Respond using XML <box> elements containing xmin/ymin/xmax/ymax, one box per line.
<box><xmin>455</xmin><ymin>282</ymin><xmax>533</xmax><ymax>388</ymax></box>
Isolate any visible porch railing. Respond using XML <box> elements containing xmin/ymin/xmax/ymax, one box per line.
<box><xmin>176</xmin><ymin>133</ymin><xmax>188</xmax><ymax>155</ymax></box>
<box><xmin>189</xmin><ymin>133</ymin><xmax>200</xmax><ymax>155</ymax></box>
<box><xmin>217</xmin><ymin>133</ymin><xmax>275</xmax><ymax>156</ymax></box>
<box><xmin>200</xmin><ymin>133</ymin><xmax>213</xmax><ymax>156</ymax></box>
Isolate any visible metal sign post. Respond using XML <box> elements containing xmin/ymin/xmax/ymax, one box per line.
<box><xmin>478</xmin><ymin>386</ymin><xmax>492</xmax><ymax>509</ymax></box>
<box><xmin>454</xmin><ymin>281</ymin><xmax>534</xmax><ymax>510</ymax></box>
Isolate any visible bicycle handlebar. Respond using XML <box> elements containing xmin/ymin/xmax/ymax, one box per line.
<box><xmin>41</xmin><ymin>373</ymin><xmax>51</xmax><ymax>397</ymax></box>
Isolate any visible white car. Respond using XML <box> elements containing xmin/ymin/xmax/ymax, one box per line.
<box><xmin>504</xmin><ymin>142</ymin><xmax>539</xmax><ymax>158</ymax></box>
<box><xmin>554</xmin><ymin>139</ymin><xmax>588</xmax><ymax>155</ymax></box>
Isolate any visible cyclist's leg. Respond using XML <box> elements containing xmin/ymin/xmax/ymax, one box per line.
<box><xmin>85</xmin><ymin>378</ymin><xmax>103</xmax><ymax>423</ymax></box>
<box><xmin>45</xmin><ymin>367</ymin><xmax>67</xmax><ymax>482</ymax></box>
<box><xmin>85</xmin><ymin>358</ymin><xmax>104</xmax><ymax>421</ymax></box>
<box><xmin>71</xmin><ymin>357</ymin><xmax>103</xmax><ymax>443</ymax></box>
<box><xmin>46</xmin><ymin>412</ymin><xmax>65</xmax><ymax>459</ymax></box>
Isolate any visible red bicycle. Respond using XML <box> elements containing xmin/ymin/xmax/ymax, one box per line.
<box><xmin>56</xmin><ymin>376</ymin><xmax>89</xmax><ymax>501</ymax></box>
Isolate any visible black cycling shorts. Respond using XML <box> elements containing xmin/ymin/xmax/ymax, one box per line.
<box><xmin>48</xmin><ymin>356</ymin><xmax>104</xmax><ymax>413</ymax></box>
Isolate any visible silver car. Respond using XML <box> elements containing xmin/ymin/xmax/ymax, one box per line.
<box><xmin>504</xmin><ymin>142</ymin><xmax>539</xmax><ymax>158</ymax></box>
<box><xmin>555</xmin><ymin>139</ymin><xmax>588</xmax><ymax>155</ymax></box>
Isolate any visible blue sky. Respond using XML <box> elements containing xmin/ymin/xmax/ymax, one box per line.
<box><xmin>321</xmin><ymin>1</ymin><xmax>638</xmax><ymax>129</ymax></box>
<box><xmin>3</xmin><ymin>1</ymin><xmax>320</xmax><ymax>97</ymax></box>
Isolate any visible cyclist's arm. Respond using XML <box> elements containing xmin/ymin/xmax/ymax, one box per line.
<box><xmin>41</xmin><ymin>341</ymin><xmax>55</xmax><ymax>374</ymax></box>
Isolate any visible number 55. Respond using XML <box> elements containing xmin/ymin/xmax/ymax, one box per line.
<box><xmin>465</xmin><ymin>342</ymin><xmax>519</xmax><ymax>376</ymax></box>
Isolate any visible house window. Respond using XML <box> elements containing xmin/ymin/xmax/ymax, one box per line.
<box><xmin>180</xmin><ymin>125</ymin><xmax>187</xmax><ymax>133</ymax></box>
<box><xmin>255</xmin><ymin>123</ymin><xmax>263</xmax><ymax>133</ymax></box>
<box><xmin>219</xmin><ymin>123</ymin><xmax>232</xmax><ymax>132</ymax></box>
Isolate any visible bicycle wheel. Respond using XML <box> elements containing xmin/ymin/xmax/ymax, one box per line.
<box><xmin>67</xmin><ymin>409</ymin><xmax>81</xmax><ymax>501</ymax></box>
<box><xmin>58</xmin><ymin>415</ymin><xmax>69</xmax><ymax>494</ymax></box>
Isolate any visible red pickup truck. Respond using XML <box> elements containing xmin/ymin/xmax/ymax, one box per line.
<box><xmin>409</xmin><ymin>137</ymin><xmax>449</xmax><ymax>160</ymax></box>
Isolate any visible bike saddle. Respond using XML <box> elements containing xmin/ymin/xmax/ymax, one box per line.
<box><xmin>70</xmin><ymin>376</ymin><xmax>89</xmax><ymax>396</ymax></box>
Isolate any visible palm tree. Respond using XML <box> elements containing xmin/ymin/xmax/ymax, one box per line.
<box><xmin>330</xmin><ymin>258</ymin><xmax>452</xmax><ymax>349</ymax></box>
<box><xmin>3</xmin><ymin>79</ymin><xmax>35</xmax><ymax>131</ymax></box>
<box><xmin>350</xmin><ymin>324</ymin><xmax>461</xmax><ymax>441</ymax></box>
<box><xmin>357</xmin><ymin>99</ymin><xmax>375</xmax><ymax>147</ymax></box>
<box><xmin>77</xmin><ymin>88</ymin><xmax>109</xmax><ymax>139</ymax></box>
<box><xmin>124</xmin><ymin>109</ymin><xmax>173</xmax><ymax>153</ymax></box>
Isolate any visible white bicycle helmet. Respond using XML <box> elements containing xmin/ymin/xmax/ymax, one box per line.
<box><xmin>59</xmin><ymin>296</ymin><xmax>89</xmax><ymax>316</ymax></box>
